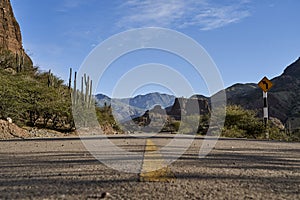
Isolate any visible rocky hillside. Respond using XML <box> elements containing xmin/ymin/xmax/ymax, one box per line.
<box><xmin>96</xmin><ymin>57</ymin><xmax>300</xmax><ymax>131</ymax></box>
<box><xmin>166</xmin><ymin>96</ymin><xmax>210</xmax><ymax>120</ymax></box>
<box><xmin>226</xmin><ymin>57</ymin><xmax>300</xmax><ymax>130</ymax></box>
<box><xmin>0</xmin><ymin>1</ymin><xmax>75</xmax><ymax>132</ymax></box>
<box><xmin>0</xmin><ymin>0</ymin><xmax>32</xmax><ymax>67</ymax></box>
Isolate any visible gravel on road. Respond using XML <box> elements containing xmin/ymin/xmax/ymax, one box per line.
<box><xmin>0</xmin><ymin>135</ymin><xmax>299</xmax><ymax>199</ymax></box>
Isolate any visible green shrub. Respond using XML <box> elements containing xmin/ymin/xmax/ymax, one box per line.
<box><xmin>95</xmin><ymin>105</ymin><xmax>122</xmax><ymax>132</ymax></box>
<box><xmin>222</xmin><ymin>105</ymin><xmax>265</xmax><ymax>138</ymax></box>
<box><xmin>287</xmin><ymin>129</ymin><xmax>300</xmax><ymax>142</ymax></box>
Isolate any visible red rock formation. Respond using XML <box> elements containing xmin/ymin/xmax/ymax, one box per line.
<box><xmin>0</xmin><ymin>0</ymin><xmax>32</xmax><ymax>66</ymax></box>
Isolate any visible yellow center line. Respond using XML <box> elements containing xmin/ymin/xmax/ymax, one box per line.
<box><xmin>139</xmin><ymin>139</ymin><xmax>176</xmax><ymax>182</ymax></box>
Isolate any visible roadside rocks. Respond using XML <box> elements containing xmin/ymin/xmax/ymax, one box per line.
<box><xmin>0</xmin><ymin>119</ymin><xmax>76</xmax><ymax>139</ymax></box>
<box><xmin>0</xmin><ymin>119</ymin><xmax>30</xmax><ymax>139</ymax></box>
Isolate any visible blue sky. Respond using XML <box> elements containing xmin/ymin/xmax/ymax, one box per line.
<box><xmin>11</xmin><ymin>0</ymin><xmax>300</xmax><ymax>97</ymax></box>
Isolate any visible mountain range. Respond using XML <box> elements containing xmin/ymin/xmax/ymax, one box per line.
<box><xmin>95</xmin><ymin>92</ymin><xmax>176</xmax><ymax>121</ymax></box>
<box><xmin>2</xmin><ymin>0</ymin><xmax>299</xmax><ymax>133</ymax></box>
<box><xmin>96</xmin><ymin>57</ymin><xmax>300</xmax><ymax>131</ymax></box>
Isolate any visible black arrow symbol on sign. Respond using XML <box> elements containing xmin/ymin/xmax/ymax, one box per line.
<box><xmin>262</xmin><ymin>80</ymin><xmax>268</xmax><ymax>89</ymax></box>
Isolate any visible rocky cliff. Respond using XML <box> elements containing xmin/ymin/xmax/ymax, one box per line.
<box><xmin>226</xmin><ymin>57</ymin><xmax>300</xmax><ymax>131</ymax></box>
<box><xmin>166</xmin><ymin>97</ymin><xmax>210</xmax><ymax>120</ymax></box>
<box><xmin>0</xmin><ymin>0</ymin><xmax>32</xmax><ymax>66</ymax></box>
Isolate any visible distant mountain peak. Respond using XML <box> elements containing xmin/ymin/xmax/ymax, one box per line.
<box><xmin>95</xmin><ymin>92</ymin><xmax>176</xmax><ymax>109</ymax></box>
<box><xmin>189</xmin><ymin>94</ymin><xmax>208</xmax><ymax>100</ymax></box>
<box><xmin>96</xmin><ymin>57</ymin><xmax>300</xmax><ymax>127</ymax></box>
<box><xmin>282</xmin><ymin>57</ymin><xmax>300</xmax><ymax>77</ymax></box>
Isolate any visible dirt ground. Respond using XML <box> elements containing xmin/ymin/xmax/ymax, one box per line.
<box><xmin>0</xmin><ymin>134</ymin><xmax>299</xmax><ymax>199</ymax></box>
<box><xmin>0</xmin><ymin>119</ymin><xmax>76</xmax><ymax>139</ymax></box>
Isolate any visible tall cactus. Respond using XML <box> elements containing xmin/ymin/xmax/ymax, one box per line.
<box><xmin>81</xmin><ymin>75</ymin><xmax>84</xmax><ymax>105</ymax></box>
<box><xmin>20</xmin><ymin>51</ymin><xmax>24</xmax><ymax>72</ymax></box>
<box><xmin>84</xmin><ymin>74</ymin><xmax>91</xmax><ymax>108</ymax></box>
<box><xmin>68</xmin><ymin>68</ymin><xmax>72</xmax><ymax>90</ymax></box>
<box><xmin>72</xmin><ymin>71</ymin><xmax>77</xmax><ymax>105</ymax></box>
<box><xmin>71</xmin><ymin>72</ymin><xmax>93</xmax><ymax>108</ymax></box>
<box><xmin>15</xmin><ymin>51</ymin><xmax>24</xmax><ymax>73</ymax></box>
<box><xmin>48</xmin><ymin>69</ymin><xmax>52</xmax><ymax>87</ymax></box>
<box><xmin>15</xmin><ymin>52</ymin><xmax>19</xmax><ymax>72</ymax></box>
<box><xmin>89</xmin><ymin>80</ymin><xmax>93</xmax><ymax>107</ymax></box>
<box><xmin>71</xmin><ymin>71</ymin><xmax>94</xmax><ymax>127</ymax></box>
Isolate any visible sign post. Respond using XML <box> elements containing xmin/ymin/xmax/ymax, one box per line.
<box><xmin>258</xmin><ymin>76</ymin><xmax>273</xmax><ymax>139</ymax></box>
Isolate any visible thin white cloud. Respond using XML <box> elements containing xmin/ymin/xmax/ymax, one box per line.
<box><xmin>120</xmin><ymin>0</ymin><xmax>186</xmax><ymax>27</ymax></box>
<box><xmin>56</xmin><ymin>0</ymin><xmax>95</xmax><ymax>12</ymax></box>
<box><xmin>62</xmin><ymin>0</ymin><xmax>82</xmax><ymax>9</ymax></box>
<box><xmin>117</xmin><ymin>0</ymin><xmax>251</xmax><ymax>30</ymax></box>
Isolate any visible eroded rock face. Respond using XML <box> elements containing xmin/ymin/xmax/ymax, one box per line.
<box><xmin>167</xmin><ymin>97</ymin><xmax>210</xmax><ymax>120</ymax></box>
<box><xmin>0</xmin><ymin>0</ymin><xmax>32</xmax><ymax>65</ymax></box>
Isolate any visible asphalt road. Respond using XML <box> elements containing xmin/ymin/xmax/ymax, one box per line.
<box><xmin>0</xmin><ymin>134</ymin><xmax>299</xmax><ymax>199</ymax></box>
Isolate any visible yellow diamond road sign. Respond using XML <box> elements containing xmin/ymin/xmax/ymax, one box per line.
<box><xmin>258</xmin><ymin>76</ymin><xmax>273</xmax><ymax>92</ymax></box>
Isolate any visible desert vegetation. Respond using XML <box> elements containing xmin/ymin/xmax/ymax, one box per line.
<box><xmin>0</xmin><ymin>48</ymin><xmax>299</xmax><ymax>140</ymax></box>
<box><xmin>0</xmin><ymin>49</ymin><xmax>118</xmax><ymax>132</ymax></box>
<box><xmin>159</xmin><ymin>105</ymin><xmax>297</xmax><ymax>141</ymax></box>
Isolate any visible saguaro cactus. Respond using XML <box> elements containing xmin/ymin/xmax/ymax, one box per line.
<box><xmin>71</xmin><ymin>72</ymin><xmax>93</xmax><ymax>108</ymax></box>
<box><xmin>72</xmin><ymin>71</ymin><xmax>77</xmax><ymax>105</ymax></box>
<box><xmin>83</xmin><ymin>73</ymin><xmax>93</xmax><ymax>108</ymax></box>
<box><xmin>47</xmin><ymin>69</ymin><xmax>54</xmax><ymax>87</ymax></box>
<box><xmin>15</xmin><ymin>51</ymin><xmax>24</xmax><ymax>73</ymax></box>
<box><xmin>71</xmin><ymin>71</ymin><xmax>94</xmax><ymax>127</ymax></box>
<box><xmin>68</xmin><ymin>68</ymin><xmax>72</xmax><ymax>90</ymax></box>
<box><xmin>15</xmin><ymin>52</ymin><xmax>19</xmax><ymax>72</ymax></box>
